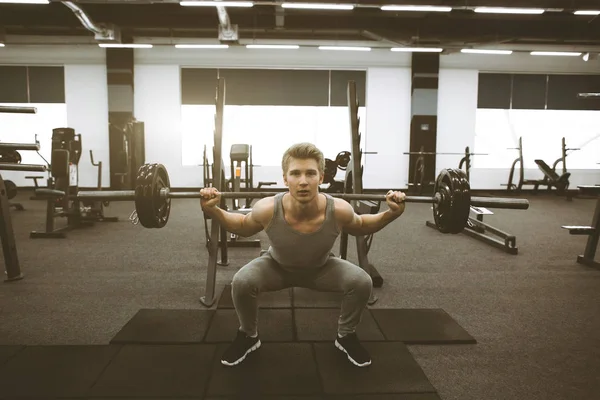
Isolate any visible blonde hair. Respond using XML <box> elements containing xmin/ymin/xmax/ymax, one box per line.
<box><xmin>282</xmin><ymin>142</ymin><xmax>325</xmax><ymax>176</ymax></box>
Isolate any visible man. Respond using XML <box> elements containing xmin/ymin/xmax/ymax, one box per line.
<box><xmin>200</xmin><ymin>142</ymin><xmax>405</xmax><ymax>368</ymax></box>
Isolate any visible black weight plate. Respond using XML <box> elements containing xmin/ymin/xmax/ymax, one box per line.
<box><xmin>433</xmin><ymin>169</ymin><xmax>453</xmax><ymax>233</ymax></box>
<box><xmin>134</xmin><ymin>164</ymin><xmax>154</xmax><ymax>228</ymax></box>
<box><xmin>152</xmin><ymin>164</ymin><xmax>171</xmax><ymax>229</ymax></box>
<box><xmin>144</xmin><ymin>164</ymin><xmax>160</xmax><ymax>229</ymax></box>
<box><xmin>4</xmin><ymin>180</ymin><xmax>17</xmax><ymax>200</ymax></box>
<box><xmin>335</xmin><ymin>151</ymin><xmax>351</xmax><ymax>169</ymax></box>
<box><xmin>453</xmin><ymin>168</ymin><xmax>471</xmax><ymax>233</ymax></box>
<box><xmin>0</xmin><ymin>150</ymin><xmax>22</xmax><ymax>164</ymax></box>
<box><xmin>446</xmin><ymin>169</ymin><xmax>465</xmax><ymax>234</ymax></box>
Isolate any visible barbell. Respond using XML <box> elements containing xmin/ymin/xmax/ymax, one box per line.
<box><xmin>71</xmin><ymin>163</ymin><xmax>529</xmax><ymax>233</ymax></box>
<box><xmin>403</xmin><ymin>151</ymin><xmax>488</xmax><ymax>156</ymax></box>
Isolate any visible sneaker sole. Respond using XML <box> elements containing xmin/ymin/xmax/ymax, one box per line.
<box><xmin>221</xmin><ymin>340</ymin><xmax>262</xmax><ymax>366</ymax></box>
<box><xmin>335</xmin><ymin>339</ymin><xmax>371</xmax><ymax>367</ymax></box>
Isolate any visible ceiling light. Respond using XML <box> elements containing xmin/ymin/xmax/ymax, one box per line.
<box><xmin>246</xmin><ymin>44</ymin><xmax>300</xmax><ymax>49</ymax></box>
<box><xmin>474</xmin><ymin>7</ymin><xmax>545</xmax><ymax>14</ymax></box>
<box><xmin>0</xmin><ymin>43</ymin><xmax>5</xmax><ymax>47</ymax></box>
<box><xmin>574</xmin><ymin>10</ymin><xmax>600</xmax><ymax>15</ymax></box>
<box><xmin>0</xmin><ymin>0</ymin><xmax>49</xmax><ymax>3</ymax></box>
<box><xmin>98</xmin><ymin>44</ymin><xmax>153</xmax><ymax>49</ymax></box>
<box><xmin>0</xmin><ymin>0</ymin><xmax>50</xmax><ymax>4</ymax></box>
<box><xmin>281</xmin><ymin>3</ymin><xmax>354</xmax><ymax>10</ymax></box>
<box><xmin>391</xmin><ymin>47</ymin><xmax>443</xmax><ymax>52</ymax></box>
<box><xmin>530</xmin><ymin>51</ymin><xmax>582</xmax><ymax>56</ymax></box>
<box><xmin>175</xmin><ymin>44</ymin><xmax>229</xmax><ymax>49</ymax></box>
<box><xmin>180</xmin><ymin>1</ymin><xmax>254</xmax><ymax>7</ymax></box>
<box><xmin>318</xmin><ymin>46</ymin><xmax>371</xmax><ymax>51</ymax></box>
<box><xmin>461</xmin><ymin>49</ymin><xmax>513</xmax><ymax>55</ymax></box>
<box><xmin>381</xmin><ymin>5</ymin><xmax>452</xmax><ymax>12</ymax></box>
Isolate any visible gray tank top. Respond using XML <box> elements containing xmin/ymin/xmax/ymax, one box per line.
<box><xmin>265</xmin><ymin>193</ymin><xmax>340</xmax><ymax>270</ymax></box>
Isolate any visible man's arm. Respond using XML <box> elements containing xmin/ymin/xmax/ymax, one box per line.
<box><xmin>202</xmin><ymin>197</ymin><xmax>270</xmax><ymax>237</ymax></box>
<box><xmin>335</xmin><ymin>197</ymin><xmax>404</xmax><ymax>236</ymax></box>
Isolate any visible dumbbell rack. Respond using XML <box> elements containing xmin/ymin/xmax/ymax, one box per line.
<box><xmin>340</xmin><ymin>81</ymin><xmax>383</xmax><ymax>303</ymax></box>
<box><xmin>0</xmin><ymin>105</ymin><xmax>48</xmax><ymax>282</ymax></box>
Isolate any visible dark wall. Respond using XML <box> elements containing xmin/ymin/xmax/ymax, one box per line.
<box><xmin>478</xmin><ymin>73</ymin><xmax>600</xmax><ymax>110</ymax></box>
<box><xmin>181</xmin><ymin>68</ymin><xmax>366</xmax><ymax>106</ymax></box>
<box><xmin>0</xmin><ymin>66</ymin><xmax>65</xmax><ymax>103</ymax></box>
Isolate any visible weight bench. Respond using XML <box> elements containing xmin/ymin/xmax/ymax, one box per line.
<box><xmin>30</xmin><ymin>188</ymin><xmax>71</xmax><ymax>238</ymax></box>
<box><xmin>26</xmin><ymin>175</ymin><xmax>47</xmax><ymax>200</ymax></box>
<box><xmin>530</xmin><ymin>159</ymin><xmax>571</xmax><ymax>194</ymax></box>
<box><xmin>561</xmin><ymin>185</ymin><xmax>600</xmax><ymax>268</ymax></box>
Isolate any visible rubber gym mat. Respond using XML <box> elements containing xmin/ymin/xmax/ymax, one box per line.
<box><xmin>293</xmin><ymin>287</ymin><xmax>345</xmax><ymax>308</ymax></box>
<box><xmin>0</xmin><ymin>345</ymin><xmax>23</xmax><ymax>366</ymax></box>
<box><xmin>326</xmin><ymin>395</ymin><xmax>442</xmax><ymax>400</ymax></box>
<box><xmin>314</xmin><ymin>342</ymin><xmax>437</xmax><ymax>395</ymax></box>
<box><xmin>205</xmin><ymin>395</ymin><xmax>442</xmax><ymax>400</ymax></box>
<box><xmin>207</xmin><ymin>343</ymin><xmax>321</xmax><ymax>397</ymax></box>
<box><xmin>369</xmin><ymin>309</ymin><xmax>477</xmax><ymax>344</ymax></box>
<box><xmin>205</xmin><ymin>396</ymin><xmax>325</xmax><ymax>400</ymax></box>
<box><xmin>109</xmin><ymin>308</ymin><xmax>214</xmax><ymax>344</ymax></box>
<box><xmin>89</xmin><ymin>344</ymin><xmax>215</xmax><ymax>397</ymax></box>
<box><xmin>0</xmin><ymin>345</ymin><xmax>119</xmax><ymax>397</ymax></box>
<box><xmin>205</xmin><ymin>309</ymin><xmax>294</xmax><ymax>342</ymax></box>
<box><xmin>217</xmin><ymin>284</ymin><xmax>293</xmax><ymax>309</ymax></box>
<box><xmin>295</xmin><ymin>308</ymin><xmax>385</xmax><ymax>342</ymax></box>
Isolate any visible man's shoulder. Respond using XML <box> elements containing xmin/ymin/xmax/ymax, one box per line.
<box><xmin>331</xmin><ymin>196</ymin><xmax>354</xmax><ymax>220</ymax></box>
<box><xmin>250</xmin><ymin>196</ymin><xmax>276</xmax><ymax>225</ymax></box>
<box><xmin>253</xmin><ymin>195</ymin><xmax>276</xmax><ymax>211</ymax></box>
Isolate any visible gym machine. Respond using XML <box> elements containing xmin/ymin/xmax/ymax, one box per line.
<box><xmin>202</xmin><ymin>143</ymin><xmax>278</xmax><ymax>262</ymax></box>
<box><xmin>0</xmin><ymin>144</ymin><xmax>28</xmax><ymax>211</ymax></box>
<box><xmin>228</xmin><ymin>144</ymin><xmax>276</xmax><ymax>210</ymax></box>
<box><xmin>202</xmin><ymin>143</ymin><xmax>277</xmax><ymax>204</ymax></box>
<box><xmin>109</xmin><ymin>119</ymin><xmax>145</xmax><ymax>190</ymax></box>
<box><xmin>0</xmin><ymin>104</ymin><xmax>47</xmax><ymax>282</ymax></box>
<box><xmin>323</xmin><ymin>151</ymin><xmax>351</xmax><ymax>193</ymax></box>
<box><xmin>0</xmin><ymin>125</ymin><xmax>45</xmax><ymax>211</ymax></box>
<box><xmin>404</xmin><ymin>146</ymin><xmax>484</xmax><ymax>195</ymax></box>
<box><xmin>504</xmin><ymin>137</ymin><xmax>572</xmax><ymax>197</ymax></box>
<box><xmin>30</xmin><ymin>128</ymin><xmax>118</xmax><ymax>239</ymax></box>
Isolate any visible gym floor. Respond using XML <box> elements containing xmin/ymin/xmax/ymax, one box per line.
<box><xmin>1</xmin><ymin>190</ymin><xmax>600</xmax><ymax>400</ymax></box>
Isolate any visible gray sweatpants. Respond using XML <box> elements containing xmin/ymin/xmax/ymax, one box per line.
<box><xmin>231</xmin><ymin>250</ymin><xmax>373</xmax><ymax>337</ymax></box>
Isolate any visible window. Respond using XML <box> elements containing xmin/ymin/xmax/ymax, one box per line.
<box><xmin>475</xmin><ymin>109</ymin><xmax>600</xmax><ymax>169</ymax></box>
<box><xmin>181</xmin><ymin>105</ymin><xmax>366</xmax><ymax>170</ymax></box>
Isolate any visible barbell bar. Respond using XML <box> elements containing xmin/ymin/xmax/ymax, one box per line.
<box><xmin>0</xmin><ymin>106</ymin><xmax>37</xmax><ymax>114</ymax></box>
<box><xmin>72</xmin><ymin>163</ymin><xmax>529</xmax><ymax>232</ymax></box>
<box><xmin>0</xmin><ymin>163</ymin><xmax>47</xmax><ymax>172</ymax></box>
<box><xmin>0</xmin><ymin>142</ymin><xmax>41</xmax><ymax>151</ymax></box>
<box><xmin>403</xmin><ymin>152</ymin><xmax>488</xmax><ymax>156</ymax></box>
<box><xmin>77</xmin><ymin>187</ymin><xmax>528</xmax><ymax>210</ymax></box>
<box><xmin>577</xmin><ymin>92</ymin><xmax>600</xmax><ymax>98</ymax></box>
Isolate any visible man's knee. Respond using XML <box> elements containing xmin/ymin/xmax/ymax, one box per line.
<box><xmin>345</xmin><ymin>267</ymin><xmax>373</xmax><ymax>294</ymax></box>
<box><xmin>231</xmin><ymin>268</ymin><xmax>260</xmax><ymax>295</ymax></box>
